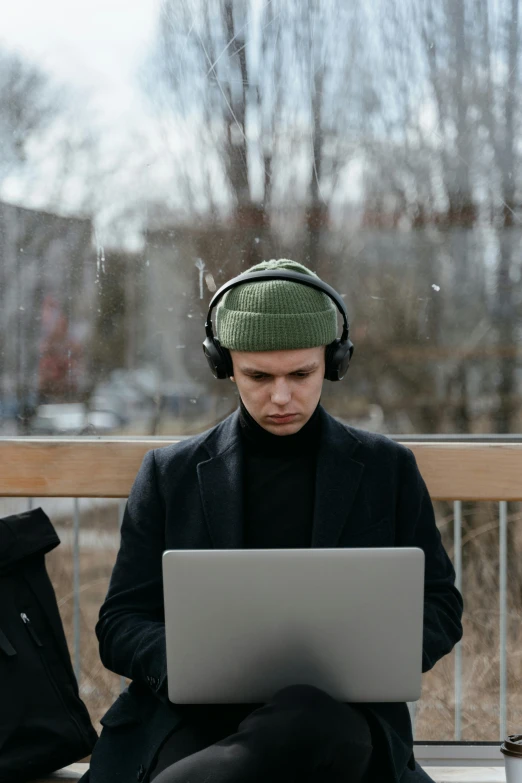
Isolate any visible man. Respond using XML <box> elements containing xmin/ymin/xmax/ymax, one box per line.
<box><xmin>84</xmin><ymin>259</ymin><xmax>463</xmax><ymax>783</ymax></box>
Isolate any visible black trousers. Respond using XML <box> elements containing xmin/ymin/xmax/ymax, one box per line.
<box><xmin>149</xmin><ymin>684</ymin><xmax>377</xmax><ymax>783</ymax></box>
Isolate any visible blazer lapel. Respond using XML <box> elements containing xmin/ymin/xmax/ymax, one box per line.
<box><xmin>311</xmin><ymin>408</ymin><xmax>365</xmax><ymax>547</ymax></box>
<box><xmin>197</xmin><ymin>409</ymin><xmax>244</xmax><ymax>549</ymax></box>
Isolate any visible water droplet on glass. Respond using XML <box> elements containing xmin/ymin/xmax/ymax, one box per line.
<box><xmin>195</xmin><ymin>258</ymin><xmax>205</xmax><ymax>299</ymax></box>
<box><xmin>189</xmin><ymin>399</ymin><xmax>197</xmax><ymax>404</ymax></box>
<box><xmin>431</xmin><ymin>284</ymin><xmax>440</xmax><ymax>292</ymax></box>
<box><xmin>19</xmin><ymin>306</ymin><xmax>25</xmax><ymax>311</ymax></box>
<box><xmin>167</xmin><ymin>307</ymin><xmax>173</xmax><ymax>312</ymax></box>
<box><xmin>146</xmin><ymin>260</ymin><xmax>150</xmax><ymax>267</ymax></box>
<box><xmin>205</xmin><ymin>272</ymin><xmax>217</xmax><ymax>292</ymax></box>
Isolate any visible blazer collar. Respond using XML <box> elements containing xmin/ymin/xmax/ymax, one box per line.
<box><xmin>197</xmin><ymin>406</ymin><xmax>365</xmax><ymax>549</ymax></box>
<box><xmin>197</xmin><ymin>409</ymin><xmax>244</xmax><ymax>549</ymax></box>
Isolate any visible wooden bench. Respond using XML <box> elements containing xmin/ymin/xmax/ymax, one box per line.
<box><xmin>2</xmin><ymin>437</ymin><xmax>517</xmax><ymax>783</ymax></box>
<box><xmin>32</xmin><ymin>764</ymin><xmax>87</xmax><ymax>781</ymax></box>
<box><xmin>34</xmin><ymin>763</ymin><xmax>508</xmax><ymax>782</ymax></box>
<box><xmin>1</xmin><ymin>437</ymin><xmax>522</xmax><ymax>501</ymax></box>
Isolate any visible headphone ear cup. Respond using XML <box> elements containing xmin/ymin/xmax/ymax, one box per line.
<box><xmin>324</xmin><ymin>339</ymin><xmax>354</xmax><ymax>381</ymax></box>
<box><xmin>324</xmin><ymin>340</ymin><xmax>337</xmax><ymax>379</ymax></box>
<box><xmin>202</xmin><ymin>336</ymin><xmax>234</xmax><ymax>379</ymax></box>
<box><xmin>218</xmin><ymin>341</ymin><xmax>234</xmax><ymax>378</ymax></box>
<box><xmin>202</xmin><ymin>336</ymin><xmax>230</xmax><ymax>379</ymax></box>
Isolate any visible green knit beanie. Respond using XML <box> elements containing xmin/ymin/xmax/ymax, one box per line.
<box><xmin>215</xmin><ymin>258</ymin><xmax>338</xmax><ymax>351</ymax></box>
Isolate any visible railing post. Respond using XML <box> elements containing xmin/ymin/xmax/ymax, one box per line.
<box><xmin>119</xmin><ymin>498</ymin><xmax>127</xmax><ymax>694</ymax></box>
<box><xmin>73</xmin><ymin>498</ymin><xmax>81</xmax><ymax>684</ymax></box>
<box><xmin>407</xmin><ymin>701</ymin><xmax>417</xmax><ymax>737</ymax></box>
<box><xmin>499</xmin><ymin>501</ymin><xmax>507</xmax><ymax>741</ymax></box>
<box><xmin>454</xmin><ymin>500</ymin><xmax>462</xmax><ymax>740</ymax></box>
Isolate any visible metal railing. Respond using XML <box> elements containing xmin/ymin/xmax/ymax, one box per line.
<box><xmin>21</xmin><ymin>492</ymin><xmax>513</xmax><ymax>750</ymax></box>
<box><xmin>1</xmin><ymin>432</ymin><xmax>518</xmax><ymax>768</ymax></box>
<box><xmin>48</xmin><ymin>496</ymin><xmax>128</xmax><ymax>692</ymax></box>
<box><xmin>408</xmin><ymin>498</ymin><xmax>508</xmax><ymax>743</ymax></box>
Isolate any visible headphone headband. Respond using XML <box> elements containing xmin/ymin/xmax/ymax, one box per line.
<box><xmin>204</xmin><ymin>269</ymin><xmax>349</xmax><ymax>341</ymax></box>
<box><xmin>202</xmin><ymin>268</ymin><xmax>354</xmax><ymax>381</ymax></box>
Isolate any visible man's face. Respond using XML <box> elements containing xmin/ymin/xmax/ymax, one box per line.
<box><xmin>229</xmin><ymin>346</ymin><xmax>325</xmax><ymax>435</ymax></box>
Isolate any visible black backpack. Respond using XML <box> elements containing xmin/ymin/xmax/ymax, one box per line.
<box><xmin>0</xmin><ymin>508</ymin><xmax>98</xmax><ymax>782</ymax></box>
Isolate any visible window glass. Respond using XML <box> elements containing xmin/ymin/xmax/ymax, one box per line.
<box><xmin>1</xmin><ymin>0</ymin><xmax>521</xmax><ymax>743</ymax></box>
<box><xmin>1</xmin><ymin>0</ymin><xmax>520</xmax><ymax>438</ymax></box>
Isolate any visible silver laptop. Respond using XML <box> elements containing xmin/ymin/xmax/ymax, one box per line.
<box><xmin>162</xmin><ymin>547</ymin><xmax>425</xmax><ymax>704</ymax></box>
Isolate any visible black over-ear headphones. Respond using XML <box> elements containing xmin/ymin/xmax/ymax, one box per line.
<box><xmin>202</xmin><ymin>269</ymin><xmax>354</xmax><ymax>381</ymax></box>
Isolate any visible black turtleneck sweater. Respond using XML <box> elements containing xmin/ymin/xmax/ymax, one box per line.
<box><xmin>238</xmin><ymin>398</ymin><xmax>322</xmax><ymax>549</ymax></box>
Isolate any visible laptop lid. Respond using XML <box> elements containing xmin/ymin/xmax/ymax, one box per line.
<box><xmin>162</xmin><ymin>547</ymin><xmax>425</xmax><ymax>704</ymax></box>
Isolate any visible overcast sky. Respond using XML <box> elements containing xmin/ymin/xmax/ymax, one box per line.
<box><xmin>0</xmin><ymin>0</ymin><xmax>159</xmax><ymax>100</ymax></box>
<box><xmin>0</xmin><ymin>0</ymin><xmax>365</xmax><ymax>247</ymax></box>
<box><xmin>0</xmin><ymin>0</ymin><xmax>174</xmax><ymax>245</ymax></box>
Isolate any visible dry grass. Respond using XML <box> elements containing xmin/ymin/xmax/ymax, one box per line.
<box><xmin>25</xmin><ymin>498</ymin><xmax>522</xmax><ymax>740</ymax></box>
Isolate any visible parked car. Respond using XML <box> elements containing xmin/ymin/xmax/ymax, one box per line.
<box><xmin>31</xmin><ymin>403</ymin><xmax>124</xmax><ymax>435</ymax></box>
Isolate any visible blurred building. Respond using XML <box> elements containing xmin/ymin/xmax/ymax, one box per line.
<box><xmin>143</xmin><ymin>208</ymin><xmax>522</xmax><ymax>434</ymax></box>
<box><xmin>0</xmin><ymin>201</ymin><xmax>94</xmax><ymax>424</ymax></box>
<box><xmin>144</xmin><ymin>219</ymin><xmax>253</xmax><ymax>389</ymax></box>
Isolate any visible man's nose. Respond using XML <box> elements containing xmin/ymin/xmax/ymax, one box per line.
<box><xmin>271</xmin><ymin>378</ymin><xmax>291</xmax><ymax>405</ymax></box>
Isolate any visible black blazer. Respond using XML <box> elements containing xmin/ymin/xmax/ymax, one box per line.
<box><xmin>83</xmin><ymin>406</ymin><xmax>463</xmax><ymax>783</ymax></box>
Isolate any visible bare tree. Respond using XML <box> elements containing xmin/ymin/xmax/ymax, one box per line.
<box><xmin>0</xmin><ymin>48</ymin><xmax>60</xmax><ymax>181</ymax></box>
<box><xmin>138</xmin><ymin>0</ymin><xmax>522</xmax><ymax>440</ymax></box>
<box><xmin>492</xmin><ymin>0</ymin><xmax>519</xmax><ymax>432</ymax></box>
<box><xmin>145</xmin><ymin>0</ymin><xmax>370</xmax><ymax>271</ymax></box>
<box><xmin>358</xmin><ymin>0</ymin><xmax>522</xmax><ymax>435</ymax></box>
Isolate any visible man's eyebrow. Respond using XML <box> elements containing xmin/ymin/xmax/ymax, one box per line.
<box><xmin>240</xmin><ymin>363</ymin><xmax>319</xmax><ymax>375</ymax></box>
